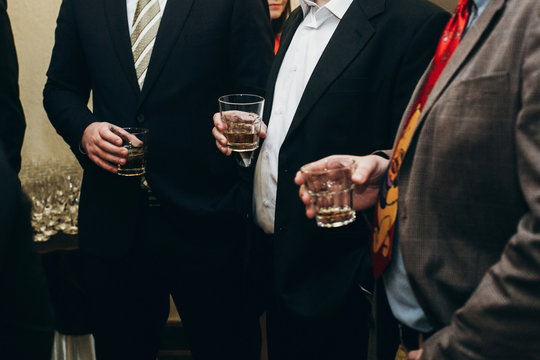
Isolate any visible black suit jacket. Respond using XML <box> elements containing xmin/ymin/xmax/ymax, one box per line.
<box><xmin>44</xmin><ymin>0</ymin><xmax>273</xmax><ymax>256</ymax></box>
<box><xmin>0</xmin><ymin>148</ymin><xmax>54</xmax><ymax>354</ymax></box>
<box><xmin>0</xmin><ymin>0</ymin><xmax>25</xmax><ymax>174</ymax></box>
<box><xmin>264</xmin><ymin>0</ymin><xmax>449</xmax><ymax>317</ymax></box>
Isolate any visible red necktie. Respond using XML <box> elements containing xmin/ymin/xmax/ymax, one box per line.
<box><xmin>371</xmin><ymin>0</ymin><xmax>472</xmax><ymax>279</ymax></box>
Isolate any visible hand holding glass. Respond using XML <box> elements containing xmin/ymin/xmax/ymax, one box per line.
<box><xmin>300</xmin><ymin>159</ymin><xmax>356</xmax><ymax>228</ymax></box>
<box><xmin>218</xmin><ymin>94</ymin><xmax>264</xmax><ymax>166</ymax></box>
<box><xmin>115</xmin><ymin>127</ymin><xmax>148</xmax><ymax>176</ymax></box>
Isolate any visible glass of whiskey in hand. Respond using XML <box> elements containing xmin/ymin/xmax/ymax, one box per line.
<box><xmin>300</xmin><ymin>159</ymin><xmax>356</xmax><ymax>228</ymax></box>
<box><xmin>219</xmin><ymin>94</ymin><xmax>264</xmax><ymax>166</ymax></box>
<box><xmin>116</xmin><ymin>127</ymin><xmax>148</xmax><ymax>176</ymax></box>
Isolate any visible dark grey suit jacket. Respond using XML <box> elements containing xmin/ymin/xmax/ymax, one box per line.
<box><xmin>388</xmin><ymin>0</ymin><xmax>540</xmax><ymax>358</ymax></box>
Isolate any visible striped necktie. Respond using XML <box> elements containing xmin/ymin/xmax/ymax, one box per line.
<box><xmin>131</xmin><ymin>0</ymin><xmax>162</xmax><ymax>89</ymax></box>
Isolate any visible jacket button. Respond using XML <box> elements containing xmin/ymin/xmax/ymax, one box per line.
<box><xmin>136</xmin><ymin>114</ymin><xmax>145</xmax><ymax>123</ymax></box>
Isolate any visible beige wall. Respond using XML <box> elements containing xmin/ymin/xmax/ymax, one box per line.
<box><xmin>8</xmin><ymin>0</ymin><xmax>75</xmax><ymax>167</ymax></box>
<box><xmin>431</xmin><ymin>0</ymin><xmax>457</xmax><ymax>12</ymax></box>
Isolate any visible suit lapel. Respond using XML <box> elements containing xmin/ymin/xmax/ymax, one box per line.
<box><xmin>104</xmin><ymin>0</ymin><xmax>140</xmax><ymax>97</ymax></box>
<box><xmin>263</xmin><ymin>9</ymin><xmax>304</xmax><ymax>125</ymax></box>
<box><xmin>281</xmin><ymin>0</ymin><xmax>382</xmax><ymax>143</ymax></box>
<box><xmin>138</xmin><ymin>0</ymin><xmax>195</xmax><ymax>105</ymax></box>
<box><xmin>414</xmin><ymin>0</ymin><xmax>506</xmax><ymax>129</ymax></box>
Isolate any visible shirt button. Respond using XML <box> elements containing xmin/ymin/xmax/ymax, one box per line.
<box><xmin>291</xmin><ymin>65</ymin><xmax>297</xmax><ymax>72</ymax></box>
<box><xmin>264</xmin><ymin>152</ymin><xmax>270</xmax><ymax>159</ymax></box>
<box><xmin>136</xmin><ymin>114</ymin><xmax>145</xmax><ymax>123</ymax></box>
<box><xmin>263</xmin><ymin>200</ymin><xmax>271</xmax><ymax>207</ymax></box>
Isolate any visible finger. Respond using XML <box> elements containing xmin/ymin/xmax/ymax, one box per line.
<box><xmin>352</xmin><ymin>166</ymin><xmax>371</xmax><ymax>184</ymax></box>
<box><xmin>111</xmin><ymin>126</ymin><xmax>144</xmax><ymax>147</ymax></box>
<box><xmin>294</xmin><ymin>170</ymin><xmax>304</xmax><ymax>186</ymax></box>
<box><xmin>88</xmin><ymin>153</ymin><xmax>119</xmax><ymax>174</ymax></box>
<box><xmin>215</xmin><ymin>139</ymin><xmax>232</xmax><ymax>156</ymax></box>
<box><xmin>101</xmin><ymin>125</ymin><xmax>124</xmax><ymax>147</ymax></box>
<box><xmin>300</xmin><ymin>157</ymin><xmax>332</xmax><ymax>173</ymax></box>
<box><xmin>212</xmin><ymin>126</ymin><xmax>228</xmax><ymax>146</ymax></box>
<box><xmin>215</xmin><ymin>139</ymin><xmax>232</xmax><ymax>155</ymax></box>
<box><xmin>96</xmin><ymin>138</ymin><xmax>129</xmax><ymax>157</ymax></box>
<box><xmin>126</xmin><ymin>133</ymin><xmax>143</xmax><ymax>147</ymax></box>
<box><xmin>298</xmin><ymin>185</ymin><xmax>311</xmax><ymax>205</ymax></box>
<box><xmin>352</xmin><ymin>155</ymin><xmax>389</xmax><ymax>184</ymax></box>
<box><xmin>304</xmin><ymin>199</ymin><xmax>316</xmax><ymax>219</ymax></box>
<box><xmin>90</xmin><ymin>145</ymin><xmax>127</xmax><ymax>165</ymax></box>
<box><xmin>213</xmin><ymin>113</ymin><xmax>227</xmax><ymax>131</ymax></box>
<box><xmin>259</xmin><ymin>122</ymin><xmax>267</xmax><ymax>139</ymax></box>
<box><xmin>352</xmin><ymin>157</ymin><xmax>378</xmax><ymax>184</ymax></box>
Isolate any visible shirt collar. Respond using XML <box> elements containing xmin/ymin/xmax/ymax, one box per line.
<box><xmin>472</xmin><ymin>0</ymin><xmax>490</xmax><ymax>15</ymax></box>
<box><xmin>299</xmin><ymin>0</ymin><xmax>353</xmax><ymax>20</ymax></box>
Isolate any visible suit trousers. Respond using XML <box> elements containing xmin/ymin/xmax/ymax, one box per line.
<box><xmin>248</xmin><ymin>225</ymin><xmax>371</xmax><ymax>359</ymax></box>
<box><xmin>0</xmin><ymin>327</ymin><xmax>54</xmax><ymax>360</ymax></box>
<box><xmin>80</xmin><ymin>195</ymin><xmax>260</xmax><ymax>360</ymax></box>
<box><xmin>370</xmin><ymin>280</ymin><xmax>405</xmax><ymax>360</ymax></box>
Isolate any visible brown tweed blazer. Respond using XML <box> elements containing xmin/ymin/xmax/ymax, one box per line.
<box><xmin>388</xmin><ymin>0</ymin><xmax>540</xmax><ymax>358</ymax></box>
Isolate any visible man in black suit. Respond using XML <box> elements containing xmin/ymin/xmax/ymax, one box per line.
<box><xmin>0</xmin><ymin>0</ymin><xmax>25</xmax><ymax>174</ymax></box>
<box><xmin>43</xmin><ymin>0</ymin><xmax>273</xmax><ymax>359</ymax></box>
<box><xmin>213</xmin><ymin>0</ymin><xmax>449</xmax><ymax>358</ymax></box>
<box><xmin>0</xmin><ymin>2</ymin><xmax>55</xmax><ymax>357</ymax></box>
<box><xmin>0</xmin><ymin>146</ymin><xmax>55</xmax><ymax>360</ymax></box>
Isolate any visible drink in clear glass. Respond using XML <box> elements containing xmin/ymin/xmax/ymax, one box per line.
<box><xmin>117</xmin><ymin>128</ymin><xmax>148</xmax><ymax>176</ymax></box>
<box><xmin>218</xmin><ymin>94</ymin><xmax>264</xmax><ymax>166</ymax></box>
<box><xmin>223</xmin><ymin>112</ymin><xmax>261</xmax><ymax>152</ymax></box>
<box><xmin>301</xmin><ymin>159</ymin><xmax>356</xmax><ymax>228</ymax></box>
<box><xmin>308</xmin><ymin>192</ymin><xmax>355</xmax><ymax>228</ymax></box>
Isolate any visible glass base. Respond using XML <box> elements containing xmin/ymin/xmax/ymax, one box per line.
<box><xmin>117</xmin><ymin>169</ymin><xmax>145</xmax><ymax>176</ymax></box>
<box><xmin>233</xmin><ymin>151</ymin><xmax>256</xmax><ymax>167</ymax></box>
<box><xmin>316</xmin><ymin>209</ymin><xmax>356</xmax><ymax>228</ymax></box>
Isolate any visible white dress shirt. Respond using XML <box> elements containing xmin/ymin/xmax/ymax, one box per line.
<box><xmin>254</xmin><ymin>0</ymin><xmax>353</xmax><ymax>234</ymax></box>
<box><xmin>126</xmin><ymin>0</ymin><xmax>168</xmax><ymax>35</ymax></box>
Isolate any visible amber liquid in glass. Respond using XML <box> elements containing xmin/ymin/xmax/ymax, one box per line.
<box><xmin>118</xmin><ymin>146</ymin><xmax>145</xmax><ymax>176</ymax></box>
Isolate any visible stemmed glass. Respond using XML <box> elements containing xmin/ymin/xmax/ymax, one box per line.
<box><xmin>20</xmin><ymin>160</ymin><xmax>82</xmax><ymax>241</ymax></box>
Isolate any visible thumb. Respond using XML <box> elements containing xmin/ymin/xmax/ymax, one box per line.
<box><xmin>259</xmin><ymin>122</ymin><xmax>267</xmax><ymax>139</ymax></box>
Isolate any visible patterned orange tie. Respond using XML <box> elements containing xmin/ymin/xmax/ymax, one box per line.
<box><xmin>371</xmin><ymin>0</ymin><xmax>473</xmax><ymax>279</ymax></box>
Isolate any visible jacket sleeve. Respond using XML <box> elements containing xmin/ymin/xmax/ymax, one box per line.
<box><xmin>43</xmin><ymin>0</ymin><xmax>95</xmax><ymax>162</ymax></box>
<box><xmin>422</xmin><ymin>6</ymin><xmax>540</xmax><ymax>359</ymax></box>
<box><xmin>0</xmin><ymin>2</ymin><xmax>25</xmax><ymax>173</ymax></box>
<box><xmin>228</xmin><ymin>0</ymin><xmax>274</xmax><ymax>97</ymax></box>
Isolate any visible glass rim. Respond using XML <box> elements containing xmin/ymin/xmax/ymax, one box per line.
<box><xmin>300</xmin><ymin>159</ymin><xmax>356</xmax><ymax>175</ymax></box>
<box><xmin>121</xmin><ymin>127</ymin><xmax>149</xmax><ymax>134</ymax></box>
<box><xmin>218</xmin><ymin>94</ymin><xmax>265</xmax><ymax>106</ymax></box>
